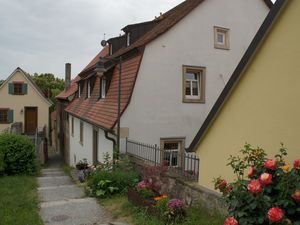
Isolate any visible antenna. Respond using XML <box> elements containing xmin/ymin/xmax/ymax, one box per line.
<box><xmin>101</xmin><ymin>33</ymin><xmax>107</xmax><ymax>47</ymax></box>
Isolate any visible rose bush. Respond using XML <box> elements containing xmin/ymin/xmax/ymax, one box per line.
<box><xmin>214</xmin><ymin>144</ymin><xmax>300</xmax><ymax>225</ymax></box>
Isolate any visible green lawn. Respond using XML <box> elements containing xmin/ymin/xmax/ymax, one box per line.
<box><xmin>0</xmin><ymin>176</ymin><xmax>43</xmax><ymax>225</ymax></box>
<box><xmin>101</xmin><ymin>195</ymin><xmax>224</xmax><ymax>225</ymax></box>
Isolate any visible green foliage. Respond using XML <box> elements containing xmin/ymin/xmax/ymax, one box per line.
<box><xmin>0</xmin><ymin>151</ymin><xmax>5</xmax><ymax>175</ymax></box>
<box><xmin>0</xmin><ymin>176</ymin><xmax>43</xmax><ymax>225</ymax></box>
<box><xmin>137</xmin><ymin>187</ymin><xmax>155</xmax><ymax>198</ymax></box>
<box><xmin>0</xmin><ymin>133</ymin><xmax>38</xmax><ymax>175</ymax></box>
<box><xmin>215</xmin><ymin>144</ymin><xmax>300</xmax><ymax>225</ymax></box>
<box><xmin>31</xmin><ymin>73</ymin><xmax>64</xmax><ymax>111</ymax></box>
<box><xmin>87</xmin><ymin>168</ymin><xmax>139</xmax><ymax>198</ymax></box>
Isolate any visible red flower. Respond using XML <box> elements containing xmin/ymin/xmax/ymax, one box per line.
<box><xmin>224</xmin><ymin>184</ymin><xmax>233</xmax><ymax>195</ymax></box>
<box><xmin>264</xmin><ymin>159</ymin><xmax>276</xmax><ymax>170</ymax></box>
<box><xmin>248</xmin><ymin>167</ymin><xmax>255</xmax><ymax>178</ymax></box>
<box><xmin>294</xmin><ymin>159</ymin><xmax>300</xmax><ymax>169</ymax></box>
<box><xmin>268</xmin><ymin>207</ymin><xmax>284</xmax><ymax>223</ymax></box>
<box><xmin>247</xmin><ymin>180</ymin><xmax>263</xmax><ymax>194</ymax></box>
<box><xmin>224</xmin><ymin>216</ymin><xmax>238</xmax><ymax>225</ymax></box>
<box><xmin>259</xmin><ymin>173</ymin><xmax>272</xmax><ymax>185</ymax></box>
<box><xmin>218</xmin><ymin>179</ymin><xmax>228</xmax><ymax>189</ymax></box>
<box><xmin>292</xmin><ymin>190</ymin><xmax>300</xmax><ymax>202</ymax></box>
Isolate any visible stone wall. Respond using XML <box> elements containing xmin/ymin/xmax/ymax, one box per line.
<box><xmin>129</xmin><ymin>156</ymin><xmax>226</xmax><ymax>215</ymax></box>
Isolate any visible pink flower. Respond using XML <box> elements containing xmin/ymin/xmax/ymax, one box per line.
<box><xmin>259</xmin><ymin>173</ymin><xmax>272</xmax><ymax>185</ymax></box>
<box><xmin>294</xmin><ymin>159</ymin><xmax>300</xmax><ymax>169</ymax></box>
<box><xmin>247</xmin><ymin>180</ymin><xmax>263</xmax><ymax>194</ymax></box>
<box><xmin>268</xmin><ymin>207</ymin><xmax>284</xmax><ymax>223</ymax></box>
<box><xmin>264</xmin><ymin>159</ymin><xmax>277</xmax><ymax>170</ymax></box>
<box><xmin>292</xmin><ymin>190</ymin><xmax>300</xmax><ymax>202</ymax></box>
<box><xmin>137</xmin><ymin>180</ymin><xmax>150</xmax><ymax>189</ymax></box>
<box><xmin>247</xmin><ymin>167</ymin><xmax>255</xmax><ymax>178</ymax></box>
<box><xmin>224</xmin><ymin>216</ymin><xmax>238</xmax><ymax>225</ymax></box>
<box><xmin>167</xmin><ymin>199</ymin><xmax>184</xmax><ymax>208</ymax></box>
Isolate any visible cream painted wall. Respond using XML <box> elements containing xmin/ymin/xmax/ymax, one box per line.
<box><xmin>69</xmin><ymin>116</ymin><xmax>114</xmax><ymax>166</ymax></box>
<box><xmin>195</xmin><ymin>0</ymin><xmax>300</xmax><ymax>190</ymax></box>
<box><xmin>121</xmin><ymin>0</ymin><xmax>269</xmax><ymax>148</ymax></box>
<box><xmin>0</xmin><ymin>70</ymin><xmax>50</xmax><ymax>135</ymax></box>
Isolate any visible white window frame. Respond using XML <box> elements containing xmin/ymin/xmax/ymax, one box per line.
<box><xmin>160</xmin><ymin>138</ymin><xmax>185</xmax><ymax>168</ymax></box>
<box><xmin>127</xmin><ymin>32</ymin><xmax>131</xmax><ymax>46</ymax></box>
<box><xmin>78</xmin><ymin>83</ymin><xmax>81</xmax><ymax>98</ymax></box>
<box><xmin>101</xmin><ymin>78</ymin><xmax>106</xmax><ymax>99</ymax></box>
<box><xmin>87</xmin><ymin>80</ymin><xmax>91</xmax><ymax>98</ymax></box>
<box><xmin>214</xmin><ymin>26</ymin><xmax>230</xmax><ymax>50</ymax></box>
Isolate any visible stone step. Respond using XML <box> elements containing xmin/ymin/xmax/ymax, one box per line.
<box><xmin>38</xmin><ymin>176</ymin><xmax>73</xmax><ymax>187</ymax></box>
<box><xmin>42</xmin><ymin>168</ymin><xmax>62</xmax><ymax>172</ymax></box>
<box><xmin>40</xmin><ymin>171</ymin><xmax>65</xmax><ymax>177</ymax></box>
<box><xmin>40</xmin><ymin>198</ymin><xmax>111</xmax><ymax>225</ymax></box>
<box><xmin>38</xmin><ymin>185</ymin><xmax>85</xmax><ymax>202</ymax></box>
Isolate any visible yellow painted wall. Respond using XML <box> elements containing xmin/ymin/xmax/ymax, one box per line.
<box><xmin>0</xmin><ymin>70</ymin><xmax>51</xmax><ymax>136</ymax></box>
<box><xmin>196</xmin><ymin>0</ymin><xmax>300</xmax><ymax>191</ymax></box>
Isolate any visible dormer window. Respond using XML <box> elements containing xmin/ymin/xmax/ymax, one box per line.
<box><xmin>101</xmin><ymin>78</ymin><xmax>106</xmax><ymax>99</ymax></box>
<box><xmin>78</xmin><ymin>83</ymin><xmax>81</xmax><ymax>98</ymax></box>
<box><xmin>87</xmin><ymin>80</ymin><xmax>91</xmax><ymax>98</ymax></box>
<box><xmin>126</xmin><ymin>32</ymin><xmax>131</xmax><ymax>46</ymax></box>
<box><xmin>109</xmin><ymin>44</ymin><xmax>113</xmax><ymax>56</ymax></box>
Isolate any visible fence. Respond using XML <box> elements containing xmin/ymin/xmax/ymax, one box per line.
<box><xmin>126</xmin><ymin>139</ymin><xmax>200</xmax><ymax>181</ymax></box>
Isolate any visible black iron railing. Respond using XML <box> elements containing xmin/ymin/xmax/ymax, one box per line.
<box><xmin>126</xmin><ymin>139</ymin><xmax>199</xmax><ymax>181</ymax></box>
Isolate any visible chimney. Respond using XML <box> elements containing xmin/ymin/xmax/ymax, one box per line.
<box><xmin>65</xmin><ymin>63</ymin><xmax>71</xmax><ymax>91</ymax></box>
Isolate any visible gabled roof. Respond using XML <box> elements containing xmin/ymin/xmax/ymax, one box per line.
<box><xmin>187</xmin><ymin>0</ymin><xmax>286</xmax><ymax>152</ymax></box>
<box><xmin>65</xmin><ymin>53</ymin><xmax>143</xmax><ymax>130</ymax></box>
<box><xmin>0</xmin><ymin>67</ymin><xmax>53</xmax><ymax>106</ymax></box>
<box><xmin>109</xmin><ymin>0</ymin><xmax>273</xmax><ymax>59</ymax></box>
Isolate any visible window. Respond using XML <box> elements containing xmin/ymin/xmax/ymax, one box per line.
<box><xmin>182</xmin><ymin>66</ymin><xmax>205</xmax><ymax>103</ymax></box>
<box><xmin>161</xmin><ymin>138</ymin><xmax>185</xmax><ymax>167</ymax></box>
<box><xmin>8</xmin><ymin>82</ymin><xmax>27</xmax><ymax>95</ymax></box>
<box><xmin>126</xmin><ymin>32</ymin><xmax>131</xmax><ymax>46</ymax></box>
<box><xmin>109</xmin><ymin>44</ymin><xmax>113</xmax><ymax>56</ymax></box>
<box><xmin>101</xmin><ymin>78</ymin><xmax>106</xmax><ymax>99</ymax></box>
<box><xmin>214</xmin><ymin>26</ymin><xmax>230</xmax><ymax>50</ymax></box>
<box><xmin>71</xmin><ymin>116</ymin><xmax>74</xmax><ymax>136</ymax></box>
<box><xmin>80</xmin><ymin>121</ymin><xmax>84</xmax><ymax>145</ymax></box>
<box><xmin>14</xmin><ymin>83</ymin><xmax>23</xmax><ymax>94</ymax></box>
<box><xmin>78</xmin><ymin>83</ymin><xmax>81</xmax><ymax>98</ymax></box>
<box><xmin>0</xmin><ymin>109</ymin><xmax>8</xmax><ymax>123</ymax></box>
<box><xmin>87</xmin><ymin>80</ymin><xmax>91</xmax><ymax>98</ymax></box>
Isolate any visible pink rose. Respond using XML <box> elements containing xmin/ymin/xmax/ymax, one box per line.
<box><xmin>247</xmin><ymin>180</ymin><xmax>263</xmax><ymax>194</ymax></box>
<box><xmin>264</xmin><ymin>159</ymin><xmax>276</xmax><ymax>170</ymax></box>
<box><xmin>224</xmin><ymin>216</ymin><xmax>238</xmax><ymax>225</ymax></box>
<box><xmin>259</xmin><ymin>173</ymin><xmax>272</xmax><ymax>185</ymax></box>
<box><xmin>294</xmin><ymin>159</ymin><xmax>300</xmax><ymax>169</ymax></box>
<box><xmin>268</xmin><ymin>207</ymin><xmax>284</xmax><ymax>223</ymax></box>
<box><xmin>248</xmin><ymin>167</ymin><xmax>255</xmax><ymax>178</ymax></box>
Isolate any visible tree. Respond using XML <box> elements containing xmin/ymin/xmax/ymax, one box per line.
<box><xmin>31</xmin><ymin>73</ymin><xmax>64</xmax><ymax>112</ymax></box>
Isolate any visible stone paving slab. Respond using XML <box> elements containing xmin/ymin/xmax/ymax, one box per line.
<box><xmin>38</xmin><ymin>176</ymin><xmax>73</xmax><ymax>187</ymax></box>
<box><xmin>40</xmin><ymin>198</ymin><xmax>111</xmax><ymax>225</ymax></box>
<box><xmin>41</xmin><ymin>171</ymin><xmax>66</xmax><ymax>177</ymax></box>
<box><xmin>38</xmin><ymin>184</ymin><xmax>85</xmax><ymax>202</ymax></box>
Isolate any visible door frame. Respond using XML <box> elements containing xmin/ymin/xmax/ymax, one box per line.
<box><xmin>24</xmin><ymin>107</ymin><xmax>38</xmax><ymax>134</ymax></box>
<box><xmin>92</xmin><ymin>128</ymin><xmax>99</xmax><ymax>165</ymax></box>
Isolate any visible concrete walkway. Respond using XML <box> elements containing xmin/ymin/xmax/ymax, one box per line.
<box><xmin>37</xmin><ymin>154</ymin><xmax>125</xmax><ymax>225</ymax></box>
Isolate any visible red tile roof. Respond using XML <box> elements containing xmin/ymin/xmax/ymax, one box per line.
<box><xmin>65</xmin><ymin>53</ymin><xmax>143</xmax><ymax>130</ymax></box>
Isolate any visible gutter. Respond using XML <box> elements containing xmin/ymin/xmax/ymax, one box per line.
<box><xmin>105</xmin><ymin>130</ymin><xmax>116</xmax><ymax>147</ymax></box>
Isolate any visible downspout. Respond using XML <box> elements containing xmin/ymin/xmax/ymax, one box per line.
<box><xmin>105</xmin><ymin>130</ymin><xmax>116</xmax><ymax>146</ymax></box>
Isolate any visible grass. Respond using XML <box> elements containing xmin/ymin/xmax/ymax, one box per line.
<box><xmin>63</xmin><ymin>165</ymin><xmax>72</xmax><ymax>176</ymax></box>
<box><xmin>0</xmin><ymin>176</ymin><xmax>43</xmax><ymax>225</ymax></box>
<box><xmin>100</xmin><ymin>195</ymin><xmax>224</xmax><ymax>225</ymax></box>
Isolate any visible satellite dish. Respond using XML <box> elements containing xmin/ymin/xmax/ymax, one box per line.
<box><xmin>101</xmin><ymin>40</ymin><xmax>107</xmax><ymax>47</ymax></box>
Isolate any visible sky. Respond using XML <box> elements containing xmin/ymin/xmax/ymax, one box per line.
<box><xmin>0</xmin><ymin>0</ymin><xmax>276</xmax><ymax>80</ymax></box>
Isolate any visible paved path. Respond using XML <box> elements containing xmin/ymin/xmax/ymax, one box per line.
<box><xmin>37</xmin><ymin>154</ymin><xmax>127</xmax><ymax>225</ymax></box>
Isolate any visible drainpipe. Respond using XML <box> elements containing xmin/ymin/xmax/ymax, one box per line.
<box><xmin>105</xmin><ymin>130</ymin><xmax>116</xmax><ymax>146</ymax></box>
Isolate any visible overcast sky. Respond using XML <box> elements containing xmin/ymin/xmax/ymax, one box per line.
<box><xmin>0</xmin><ymin>0</ymin><xmax>275</xmax><ymax>80</ymax></box>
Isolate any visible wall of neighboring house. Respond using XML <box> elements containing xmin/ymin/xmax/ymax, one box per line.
<box><xmin>69</xmin><ymin>115</ymin><xmax>113</xmax><ymax>166</ymax></box>
<box><xmin>0</xmin><ymin>70</ymin><xmax>50</xmax><ymax>135</ymax></box>
<box><xmin>195</xmin><ymin>0</ymin><xmax>300</xmax><ymax>191</ymax></box>
<box><xmin>121</xmin><ymin>0</ymin><xmax>269</xmax><ymax>148</ymax></box>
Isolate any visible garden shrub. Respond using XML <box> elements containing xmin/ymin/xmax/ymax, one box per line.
<box><xmin>214</xmin><ymin>144</ymin><xmax>300</xmax><ymax>225</ymax></box>
<box><xmin>0</xmin><ymin>133</ymin><xmax>38</xmax><ymax>175</ymax></box>
<box><xmin>0</xmin><ymin>151</ymin><xmax>5</xmax><ymax>175</ymax></box>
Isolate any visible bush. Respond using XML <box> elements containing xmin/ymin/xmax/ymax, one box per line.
<box><xmin>0</xmin><ymin>133</ymin><xmax>38</xmax><ymax>175</ymax></box>
<box><xmin>0</xmin><ymin>151</ymin><xmax>5</xmax><ymax>175</ymax></box>
<box><xmin>214</xmin><ymin>144</ymin><xmax>300</xmax><ymax>225</ymax></box>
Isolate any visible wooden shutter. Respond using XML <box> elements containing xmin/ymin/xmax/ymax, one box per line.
<box><xmin>7</xmin><ymin>110</ymin><xmax>14</xmax><ymax>123</ymax></box>
<box><xmin>8</xmin><ymin>83</ymin><xmax>14</xmax><ymax>94</ymax></box>
<box><xmin>22</xmin><ymin>83</ymin><xmax>28</xmax><ymax>94</ymax></box>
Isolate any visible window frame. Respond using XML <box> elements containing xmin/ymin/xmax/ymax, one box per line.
<box><xmin>160</xmin><ymin>138</ymin><xmax>185</xmax><ymax>168</ymax></box>
<box><xmin>126</xmin><ymin>32</ymin><xmax>131</xmax><ymax>46</ymax></box>
<box><xmin>100</xmin><ymin>78</ymin><xmax>106</xmax><ymax>99</ymax></box>
<box><xmin>0</xmin><ymin>109</ymin><xmax>8</xmax><ymax>124</ymax></box>
<box><xmin>214</xmin><ymin>26</ymin><xmax>230</xmax><ymax>50</ymax></box>
<box><xmin>87</xmin><ymin>80</ymin><xmax>91</xmax><ymax>98</ymax></box>
<box><xmin>80</xmin><ymin>120</ymin><xmax>84</xmax><ymax>145</ymax></box>
<box><xmin>13</xmin><ymin>82</ymin><xmax>23</xmax><ymax>95</ymax></box>
<box><xmin>182</xmin><ymin>65</ymin><xmax>205</xmax><ymax>103</ymax></box>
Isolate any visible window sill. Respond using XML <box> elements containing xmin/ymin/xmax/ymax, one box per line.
<box><xmin>0</xmin><ymin>122</ymin><xmax>10</xmax><ymax>124</ymax></box>
<box><xmin>214</xmin><ymin>45</ymin><xmax>230</xmax><ymax>50</ymax></box>
<box><xmin>182</xmin><ymin>98</ymin><xmax>205</xmax><ymax>104</ymax></box>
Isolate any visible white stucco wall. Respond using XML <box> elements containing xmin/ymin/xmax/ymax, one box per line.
<box><xmin>121</xmin><ymin>0</ymin><xmax>269</xmax><ymax>148</ymax></box>
<box><xmin>69</xmin><ymin>116</ymin><xmax>114</xmax><ymax>166</ymax></box>
<box><xmin>0</xmin><ymin>70</ymin><xmax>51</xmax><ymax>136</ymax></box>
